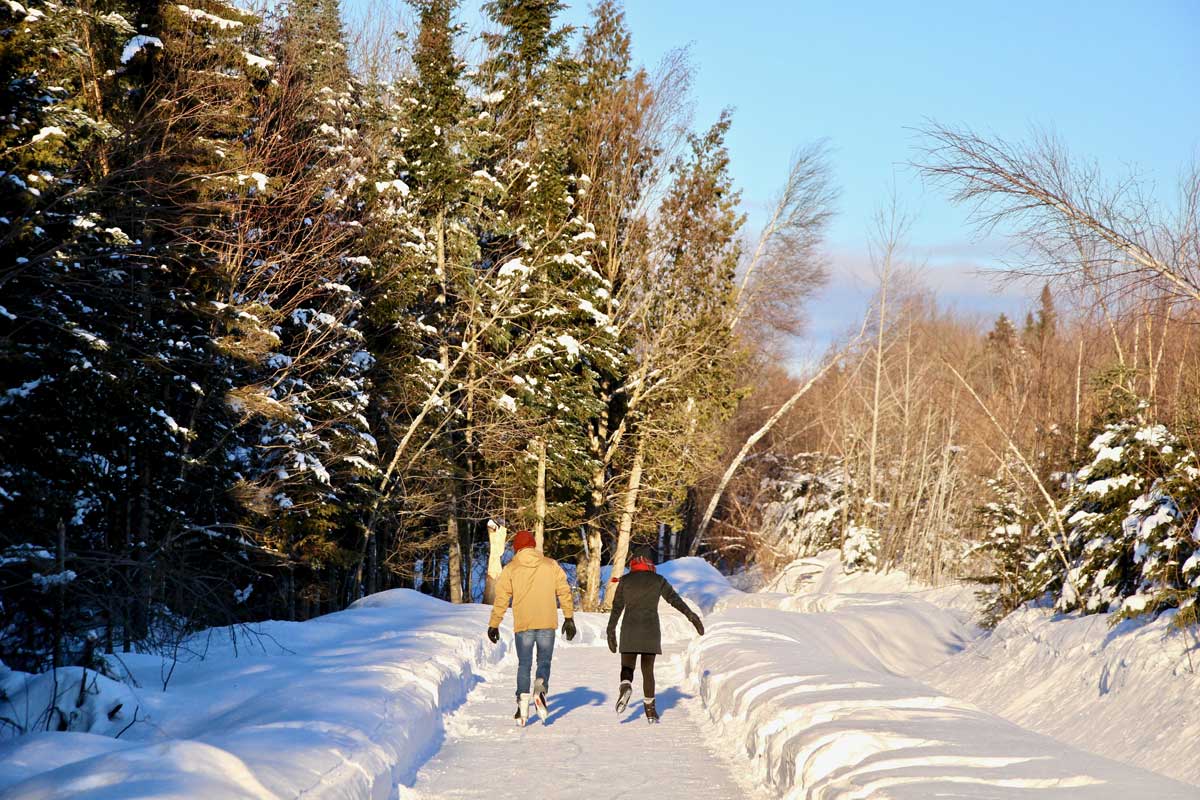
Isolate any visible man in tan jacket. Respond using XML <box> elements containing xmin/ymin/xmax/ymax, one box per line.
<box><xmin>487</xmin><ymin>530</ymin><xmax>577</xmax><ymax>726</ymax></box>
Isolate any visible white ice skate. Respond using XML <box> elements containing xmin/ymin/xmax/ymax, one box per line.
<box><xmin>532</xmin><ymin>678</ymin><xmax>549</xmax><ymax>722</ymax></box>
<box><xmin>516</xmin><ymin>692</ymin><xmax>531</xmax><ymax>727</ymax></box>
<box><xmin>615</xmin><ymin>680</ymin><xmax>633</xmax><ymax>714</ymax></box>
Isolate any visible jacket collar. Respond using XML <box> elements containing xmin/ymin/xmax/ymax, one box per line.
<box><xmin>513</xmin><ymin>547</ymin><xmax>543</xmax><ymax>566</ymax></box>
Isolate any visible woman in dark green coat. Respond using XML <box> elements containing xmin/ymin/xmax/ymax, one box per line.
<box><xmin>606</xmin><ymin>547</ymin><xmax>704</xmax><ymax>722</ymax></box>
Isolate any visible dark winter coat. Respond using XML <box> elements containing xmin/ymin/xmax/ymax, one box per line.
<box><xmin>606</xmin><ymin>570</ymin><xmax>702</xmax><ymax>654</ymax></box>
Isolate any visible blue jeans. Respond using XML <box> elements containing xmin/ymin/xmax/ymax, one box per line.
<box><xmin>514</xmin><ymin>628</ymin><xmax>555</xmax><ymax>697</ymax></box>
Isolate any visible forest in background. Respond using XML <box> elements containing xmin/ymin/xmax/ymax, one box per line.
<box><xmin>3</xmin><ymin>0</ymin><xmax>1198</xmax><ymax>684</ymax></box>
<box><xmin>1</xmin><ymin>0</ymin><xmax>831</xmax><ymax>674</ymax></box>
<box><xmin>732</xmin><ymin>131</ymin><xmax>1200</xmax><ymax>631</ymax></box>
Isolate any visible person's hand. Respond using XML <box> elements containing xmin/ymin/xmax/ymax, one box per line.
<box><xmin>487</xmin><ymin>627</ymin><xmax>500</xmax><ymax>644</ymax></box>
<box><xmin>562</xmin><ymin>617</ymin><xmax>577</xmax><ymax>641</ymax></box>
<box><xmin>693</xmin><ymin>618</ymin><xmax>705</xmax><ymax>636</ymax></box>
<box><xmin>607</xmin><ymin>629</ymin><xmax>618</xmax><ymax>653</ymax></box>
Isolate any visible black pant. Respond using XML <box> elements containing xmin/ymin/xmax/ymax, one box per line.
<box><xmin>620</xmin><ymin>652</ymin><xmax>656</xmax><ymax>698</ymax></box>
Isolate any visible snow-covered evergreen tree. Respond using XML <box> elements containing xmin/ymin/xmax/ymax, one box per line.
<box><xmin>212</xmin><ymin>0</ymin><xmax>381</xmax><ymax>613</ymax></box>
<box><xmin>474</xmin><ymin>0</ymin><xmax>619</xmax><ymax>548</ymax></box>
<box><xmin>758</xmin><ymin>454</ymin><xmax>867</xmax><ymax>566</ymax></box>
<box><xmin>973</xmin><ymin>473</ymin><xmax>1037</xmax><ymax>626</ymax></box>
<box><xmin>1028</xmin><ymin>382</ymin><xmax>1200</xmax><ymax>621</ymax></box>
<box><xmin>0</xmin><ymin>0</ymin><xmax>289</xmax><ymax>666</ymax></box>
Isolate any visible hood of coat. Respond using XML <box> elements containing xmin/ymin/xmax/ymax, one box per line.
<box><xmin>512</xmin><ymin>547</ymin><xmax>544</xmax><ymax>568</ymax></box>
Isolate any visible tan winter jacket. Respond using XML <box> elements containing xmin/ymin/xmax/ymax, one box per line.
<box><xmin>488</xmin><ymin>547</ymin><xmax>575</xmax><ymax>633</ymax></box>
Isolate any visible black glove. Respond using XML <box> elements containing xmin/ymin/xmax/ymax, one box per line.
<box><xmin>607</xmin><ymin>629</ymin><xmax>618</xmax><ymax>653</ymax></box>
<box><xmin>487</xmin><ymin>626</ymin><xmax>500</xmax><ymax>644</ymax></box>
<box><xmin>562</xmin><ymin>617</ymin><xmax>577</xmax><ymax>641</ymax></box>
<box><xmin>693</xmin><ymin>617</ymin><xmax>705</xmax><ymax>636</ymax></box>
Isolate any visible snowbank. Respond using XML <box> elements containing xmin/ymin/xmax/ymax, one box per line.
<box><xmin>925</xmin><ymin>604</ymin><xmax>1200</xmax><ymax>786</ymax></box>
<box><xmin>761</xmin><ymin>553</ymin><xmax>1200</xmax><ymax>787</ymax></box>
<box><xmin>0</xmin><ymin>556</ymin><xmax>712</xmax><ymax>800</ymax></box>
<box><xmin>657</xmin><ymin>556</ymin><xmax>743</xmax><ymax>613</ymax></box>
<box><xmin>0</xmin><ymin>589</ymin><xmax>505</xmax><ymax>799</ymax></box>
<box><xmin>683</xmin><ymin>604</ymin><xmax>1197</xmax><ymax>798</ymax></box>
<box><xmin>761</xmin><ymin>550</ymin><xmax>981</xmax><ymax>616</ymax></box>
<box><xmin>714</xmin><ymin>554</ymin><xmax>977</xmax><ymax>674</ymax></box>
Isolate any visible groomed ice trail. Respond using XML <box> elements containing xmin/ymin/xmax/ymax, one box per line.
<box><xmin>407</xmin><ymin>612</ymin><xmax>761</xmax><ymax>800</ymax></box>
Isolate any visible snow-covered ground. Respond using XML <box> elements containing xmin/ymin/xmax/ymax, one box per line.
<box><xmin>925</xmin><ymin>602</ymin><xmax>1200</xmax><ymax>786</ymax></box>
<box><xmin>686</xmin><ymin>605</ymin><xmax>1193</xmax><ymax>798</ymax></box>
<box><xmin>1</xmin><ymin>590</ymin><xmax>503</xmax><ymax>799</ymax></box>
<box><xmin>752</xmin><ymin>553</ymin><xmax>1200</xmax><ymax>787</ymax></box>
<box><xmin>2</xmin><ymin>555</ymin><xmax>1197</xmax><ymax>798</ymax></box>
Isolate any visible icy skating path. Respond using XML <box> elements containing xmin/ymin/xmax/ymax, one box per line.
<box><xmin>407</xmin><ymin>614</ymin><xmax>758</xmax><ymax>800</ymax></box>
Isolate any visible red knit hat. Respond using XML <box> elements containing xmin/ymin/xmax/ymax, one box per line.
<box><xmin>512</xmin><ymin>530</ymin><xmax>537</xmax><ymax>553</ymax></box>
<box><xmin>629</xmin><ymin>545</ymin><xmax>656</xmax><ymax>572</ymax></box>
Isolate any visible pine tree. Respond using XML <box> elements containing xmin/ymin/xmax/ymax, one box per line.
<box><xmin>1119</xmin><ymin>428</ymin><xmax>1200</xmax><ymax>623</ymax></box>
<box><xmin>1022</xmin><ymin>283</ymin><xmax>1057</xmax><ymax>352</ymax></box>
<box><xmin>475</xmin><ymin>0</ymin><xmax>618</xmax><ymax>570</ymax></box>
<box><xmin>594</xmin><ymin>112</ymin><xmax>746</xmax><ymax>604</ymax></box>
<box><xmin>397</xmin><ymin>0</ymin><xmax>484</xmax><ymax>602</ymax></box>
<box><xmin>986</xmin><ymin>313</ymin><xmax>1018</xmax><ymax>350</ymax></box>
<box><xmin>215</xmin><ymin>0</ymin><xmax>382</xmax><ymax>615</ymax></box>
<box><xmin>1</xmin><ymin>2</ymin><xmax>138</xmax><ymax>665</ymax></box>
<box><xmin>1028</xmin><ymin>381</ymin><xmax>1200</xmax><ymax>621</ymax></box>
<box><xmin>759</xmin><ymin>455</ymin><xmax>851</xmax><ymax>560</ymax></box>
<box><xmin>974</xmin><ymin>473</ymin><xmax>1037</xmax><ymax>626</ymax></box>
<box><xmin>350</xmin><ymin>0</ymin><xmax>509</xmax><ymax>601</ymax></box>
<box><xmin>0</xmin><ymin>0</ymin><xmax>287</xmax><ymax>665</ymax></box>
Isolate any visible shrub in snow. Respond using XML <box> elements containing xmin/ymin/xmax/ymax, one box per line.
<box><xmin>758</xmin><ymin>454</ymin><xmax>882</xmax><ymax>573</ymax></box>
<box><xmin>759</xmin><ymin>455</ymin><xmax>847</xmax><ymax>557</ymax></box>
<box><xmin>1028</xmin><ymin>395</ymin><xmax>1200</xmax><ymax>622</ymax></box>
<box><xmin>972</xmin><ymin>474</ymin><xmax>1038</xmax><ymax>627</ymax></box>
<box><xmin>0</xmin><ymin>664</ymin><xmax>136</xmax><ymax>738</ymax></box>
<box><xmin>841</xmin><ymin>524</ymin><xmax>879</xmax><ymax>572</ymax></box>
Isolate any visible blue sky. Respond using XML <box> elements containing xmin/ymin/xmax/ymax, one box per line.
<box><xmin>553</xmin><ymin>1</ymin><xmax>1200</xmax><ymax>350</ymax></box>
<box><xmin>362</xmin><ymin>0</ymin><xmax>1200</xmax><ymax>352</ymax></box>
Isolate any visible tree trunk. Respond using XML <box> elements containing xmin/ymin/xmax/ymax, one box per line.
<box><xmin>300</xmin><ymin>587</ymin><xmax>311</xmax><ymax>621</ymax></box>
<box><xmin>447</xmin><ymin>490</ymin><xmax>463</xmax><ymax>603</ymax></box>
<box><xmin>365</xmin><ymin>526</ymin><xmax>378</xmax><ymax>596</ymax></box>
<box><xmin>462</xmin><ymin>521</ymin><xmax>475</xmax><ymax>602</ymax></box>
<box><xmin>286</xmin><ymin>569</ymin><xmax>297</xmax><ymax>621</ymax></box>
<box><xmin>581</xmin><ymin>522</ymin><xmax>604</xmax><ymax>612</ymax></box>
<box><xmin>463</xmin><ymin>353</ymin><xmax>478</xmax><ymax>602</ymax></box>
<box><xmin>867</xmin><ymin>244</ymin><xmax>890</xmax><ymax>504</ymax></box>
<box><xmin>534</xmin><ymin>437</ymin><xmax>547</xmax><ymax>551</ymax></box>
<box><xmin>483</xmin><ymin>522</ymin><xmax>506</xmax><ymax>605</ymax></box>
<box><xmin>580</xmin><ymin>385</ymin><xmax>615</xmax><ymax>611</ymax></box>
<box><xmin>603</xmin><ymin>434</ymin><xmax>645</xmax><ymax>611</ymax></box>
<box><xmin>421</xmin><ymin>554</ymin><xmax>436</xmax><ymax>596</ymax></box>
<box><xmin>53</xmin><ymin>519</ymin><xmax>65</xmax><ymax>669</ymax></box>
